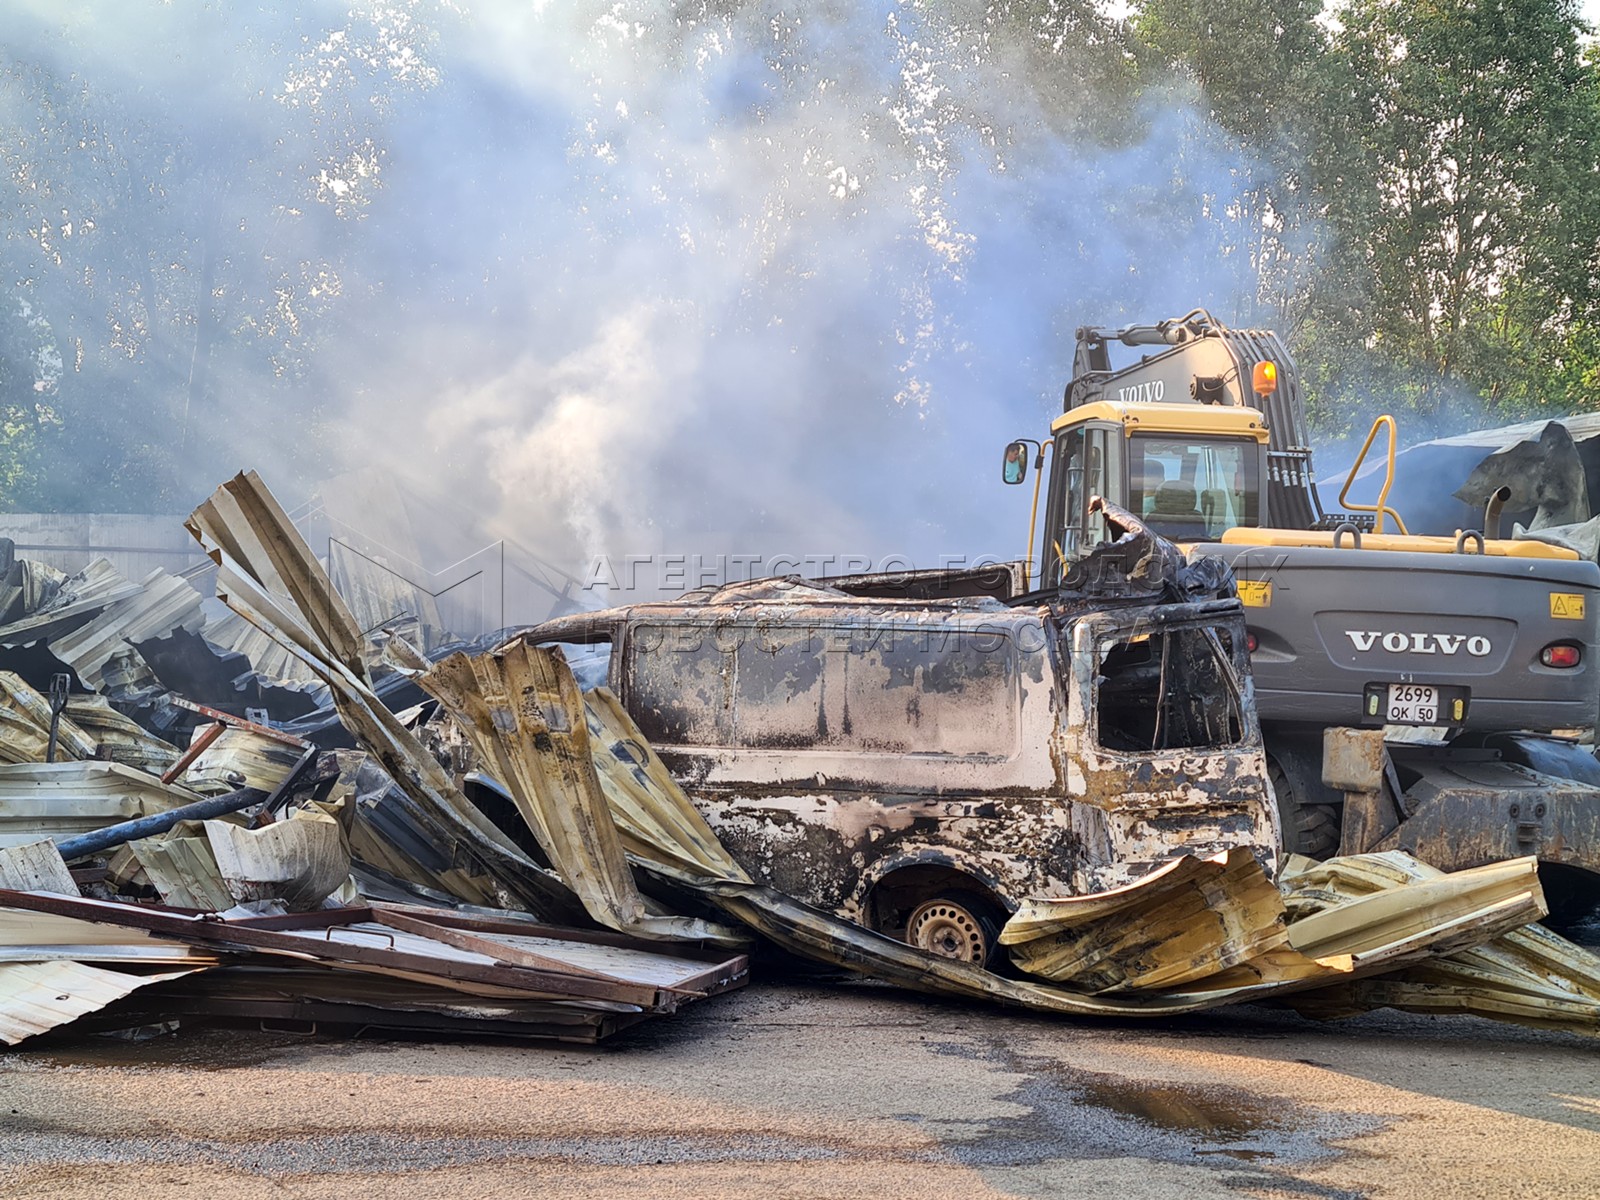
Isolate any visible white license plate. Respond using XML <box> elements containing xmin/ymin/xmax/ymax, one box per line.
<box><xmin>1386</xmin><ymin>684</ymin><xmax>1440</xmax><ymax>724</ymax></box>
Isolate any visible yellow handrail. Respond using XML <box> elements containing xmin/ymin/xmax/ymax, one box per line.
<box><xmin>1023</xmin><ymin>439</ymin><xmax>1054</xmax><ymax>590</ymax></box>
<box><xmin>1337</xmin><ymin>414</ymin><xmax>1409</xmax><ymax>535</ymax></box>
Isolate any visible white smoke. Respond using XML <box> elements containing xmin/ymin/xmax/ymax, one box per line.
<box><xmin>1</xmin><ymin>0</ymin><xmax>1293</xmax><ymax>612</ymax></box>
<box><xmin>326</xmin><ymin>1</ymin><xmax>1280</xmax><ymax>604</ymax></box>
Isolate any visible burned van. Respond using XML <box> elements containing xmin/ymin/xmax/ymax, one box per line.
<box><xmin>524</xmin><ymin>542</ymin><xmax>1278</xmax><ymax>964</ymax></box>
<box><xmin>524</xmin><ymin>512</ymin><xmax>1273</xmax><ymax>966</ymax></box>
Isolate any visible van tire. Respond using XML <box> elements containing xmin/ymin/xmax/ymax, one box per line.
<box><xmin>905</xmin><ymin>893</ymin><xmax>1003</xmax><ymax>967</ymax></box>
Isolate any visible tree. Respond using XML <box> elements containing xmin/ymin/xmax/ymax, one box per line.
<box><xmin>1326</xmin><ymin>0</ymin><xmax>1600</xmax><ymax>419</ymax></box>
<box><xmin>1134</xmin><ymin>0</ymin><xmax>1336</xmax><ymax>331</ymax></box>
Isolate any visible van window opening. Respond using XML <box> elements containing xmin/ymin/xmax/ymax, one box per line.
<box><xmin>1096</xmin><ymin>626</ymin><xmax>1244</xmax><ymax>752</ymax></box>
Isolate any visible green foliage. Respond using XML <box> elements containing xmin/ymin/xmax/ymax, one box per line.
<box><xmin>1330</xmin><ymin>0</ymin><xmax>1600</xmax><ymax>415</ymax></box>
<box><xmin>1136</xmin><ymin>0</ymin><xmax>1600</xmax><ymax>435</ymax></box>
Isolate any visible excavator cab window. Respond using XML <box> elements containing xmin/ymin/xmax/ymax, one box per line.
<box><xmin>1046</xmin><ymin>425</ymin><xmax>1122</xmax><ymax>576</ymax></box>
<box><xmin>1129</xmin><ymin>434</ymin><xmax>1259</xmax><ymax>540</ymax></box>
<box><xmin>1049</xmin><ymin>426</ymin><xmax>1086</xmax><ymax>574</ymax></box>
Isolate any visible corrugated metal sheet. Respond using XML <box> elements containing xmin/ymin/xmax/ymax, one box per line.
<box><xmin>60</xmin><ymin>695</ymin><xmax>179</xmax><ymax>777</ymax></box>
<box><xmin>0</xmin><ymin>961</ymin><xmax>202</xmax><ymax>1045</ymax></box>
<box><xmin>0</xmin><ymin>839</ymin><xmax>79</xmax><ymax>893</ymax></box>
<box><xmin>48</xmin><ymin>568</ymin><xmax>206</xmax><ymax>690</ymax></box>
<box><xmin>181</xmin><ymin>726</ymin><xmax>302</xmax><ymax>793</ymax></box>
<box><xmin>0</xmin><ymin>672</ymin><xmax>97</xmax><ymax>764</ymax></box>
<box><xmin>0</xmin><ymin>677</ymin><xmax>178</xmax><ymax>777</ymax></box>
<box><xmin>0</xmin><ymin>905</ymin><xmax>220</xmax><ymax>962</ymax></box>
<box><xmin>417</xmin><ymin>641</ymin><xmax>741</xmax><ymax>944</ymax></box>
<box><xmin>129</xmin><ymin>834</ymin><xmax>235</xmax><ymax>910</ymax></box>
<box><xmin>0</xmin><ymin>558</ymin><xmax>142</xmax><ymax>647</ymax></box>
<box><xmin>199</xmin><ymin>607</ymin><xmax>322</xmax><ymax>687</ymax></box>
<box><xmin>0</xmin><ymin>560</ymin><xmax>65</xmax><ymax>628</ymax></box>
<box><xmin>205</xmin><ymin>809</ymin><xmax>351</xmax><ymax>910</ymax></box>
<box><xmin>187</xmin><ymin>471</ymin><xmax>580</xmax><ymax>920</ymax></box>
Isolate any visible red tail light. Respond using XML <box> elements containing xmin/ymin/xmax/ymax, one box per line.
<box><xmin>1541</xmin><ymin>643</ymin><xmax>1581</xmax><ymax>668</ymax></box>
<box><xmin>1245</xmin><ymin>632</ymin><xmax>1259</xmax><ymax>654</ymax></box>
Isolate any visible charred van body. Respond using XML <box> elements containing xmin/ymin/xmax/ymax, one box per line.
<box><xmin>523</xmin><ymin>508</ymin><xmax>1278</xmax><ymax>964</ymax></box>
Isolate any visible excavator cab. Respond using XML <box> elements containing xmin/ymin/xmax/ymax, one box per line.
<box><xmin>1006</xmin><ymin>404</ymin><xmax>1270</xmax><ymax>587</ymax></box>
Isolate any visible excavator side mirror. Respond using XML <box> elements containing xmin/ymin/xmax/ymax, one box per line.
<box><xmin>1002</xmin><ymin>440</ymin><xmax>1029</xmax><ymax>485</ymax></box>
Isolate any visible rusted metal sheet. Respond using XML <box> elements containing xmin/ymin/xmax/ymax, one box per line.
<box><xmin>999</xmin><ymin>848</ymin><xmax>1288</xmax><ymax>991</ymax></box>
<box><xmin>0</xmin><ymin>903</ymin><xmax>220</xmax><ymax>965</ymax></box>
<box><xmin>0</xmin><ymin>673</ymin><xmax>180</xmax><ymax>777</ymax></box>
<box><xmin>1322</xmin><ymin>728</ymin><xmax>1388</xmax><ymax>793</ymax></box>
<box><xmin>1281</xmin><ymin>852</ymin><xmax>1600</xmax><ymax>1034</ymax></box>
<box><xmin>180</xmin><ymin>726</ymin><xmax>305</xmax><ymax>794</ymax></box>
<box><xmin>414</xmin><ymin>640</ymin><xmax>744</xmax><ymax>946</ymax></box>
<box><xmin>0</xmin><ymin>889</ymin><xmax>748</xmax><ymax>1017</ymax></box>
<box><xmin>999</xmin><ymin>850</ymin><xmax>1552</xmax><ymax>1002</ymax></box>
<box><xmin>61</xmin><ymin>695</ymin><xmax>179</xmax><ymax>776</ymax></box>
<box><xmin>0</xmin><ymin>672</ymin><xmax>97</xmax><ymax>765</ymax></box>
<box><xmin>184</xmin><ymin>471</ymin><xmax>583</xmax><ymax>921</ymax></box>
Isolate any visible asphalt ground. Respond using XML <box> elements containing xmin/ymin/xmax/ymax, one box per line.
<box><xmin>0</xmin><ymin>975</ymin><xmax>1595</xmax><ymax>1200</ymax></box>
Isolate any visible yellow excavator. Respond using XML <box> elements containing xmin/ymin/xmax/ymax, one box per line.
<box><xmin>1001</xmin><ymin>310</ymin><xmax>1600</xmax><ymax>911</ymax></box>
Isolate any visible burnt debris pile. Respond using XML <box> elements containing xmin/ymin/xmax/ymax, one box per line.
<box><xmin>0</xmin><ymin>472</ymin><xmax>1595</xmax><ymax>1049</ymax></box>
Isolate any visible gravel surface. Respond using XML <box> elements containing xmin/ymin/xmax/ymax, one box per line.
<box><xmin>0</xmin><ymin>979</ymin><xmax>1596</xmax><ymax>1199</ymax></box>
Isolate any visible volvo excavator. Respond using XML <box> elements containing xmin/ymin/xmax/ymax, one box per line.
<box><xmin>1001</xmin><ymin>309</ymin><xmax>1600</xmax><ymax>910</ymax></box>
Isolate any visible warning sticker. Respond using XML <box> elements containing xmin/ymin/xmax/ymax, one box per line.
<box><xmin>1237</xmin><ymin>580</ymin><xmax>1272</xmax><ymax>608</ymax></box>
<box><xmin>1551</xmin><ymin>592</ymin><xmax>1587</xmax><ymax>620</ymax></box>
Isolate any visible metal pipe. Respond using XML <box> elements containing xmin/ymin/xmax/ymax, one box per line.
<box><xmin>1485</xmin><ymin>485</ymin><xmax>1512</xmax><ymax>541</ymax></box>
<box><xmin>55</xmin><ymin>786</ymin><xmax>268</xmax><ymax>861</ymax></box>
<box><xmin>56</xmin><ymin>746</ymin><xmax>319</xmax><ymax>861</ymax></box>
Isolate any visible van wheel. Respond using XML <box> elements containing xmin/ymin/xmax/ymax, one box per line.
<box><xmin>905</xmin><ymin>894</ymin><xmax>1002</xmax><ymax>966</ymax></box>
<box><xmin>1270</xmin><ymin>755</ymin><xmax>1340</xmax><ymax>859</ymax></box>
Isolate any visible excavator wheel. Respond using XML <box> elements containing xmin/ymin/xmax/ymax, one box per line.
<box><xmin>1270</xmin><ymin>755</ymin><xmax>1340</xmax><ymax>859</ymax></box>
